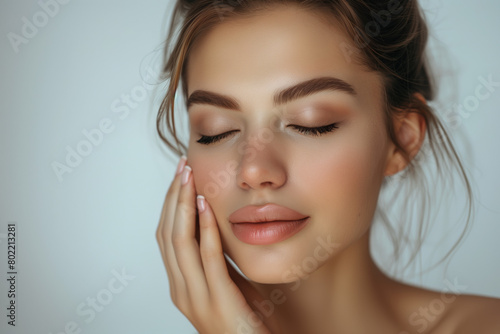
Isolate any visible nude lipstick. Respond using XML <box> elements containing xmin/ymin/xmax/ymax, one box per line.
<box><xmin>228</xmin><ymin>204</ymin><xmax>309</xmax><ymax>245</ymax></box>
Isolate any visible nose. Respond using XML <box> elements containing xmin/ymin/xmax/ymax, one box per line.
<box><xmin>236</xmin><ymin>134</ymin><xmax>287</xmax><ymax>191</ymax></box>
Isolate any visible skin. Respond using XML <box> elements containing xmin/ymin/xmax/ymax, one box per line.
<box><xmin>156</xmin><ymin>4</ymin><xmax>500</xmax><ymax>334</ymax></box>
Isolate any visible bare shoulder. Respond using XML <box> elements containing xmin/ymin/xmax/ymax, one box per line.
<box><xmin>440</xmin><ymin>293</ymin><xmax>500</xmax><ymax>334</ymax></box>
<box><xmin>385</xmin><ymin>278</ymin><xmax>500</xmax><ymax>334</ymax></box>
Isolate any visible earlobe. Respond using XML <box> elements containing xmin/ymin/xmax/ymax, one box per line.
<box><xmin>384</xmin><ymin>94</ymin><xmax>428</xmax><ymax>177</ymax></box>
<box><xmin>383</xmin><ymin>143</ymin><xmax>407</xmax><ymax>177</ymax></box>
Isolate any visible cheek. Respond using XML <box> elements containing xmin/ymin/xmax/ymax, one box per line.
<box><xmin>189</xmin><ymin>157</ymin><xmax>218</xmax><ymax>197</ymax></box>
<box><xmin>188</xmin><ymin>151</ymin><xmax>236</xmax><ymax>219</ymax></box>
<box><xmin>323</xmin><ymin>144</ymin><xmax>381</xmax><ymax>205</ymax></box>
<box><xmin>296</xmin><ymin>128</ymin><xmax>387</xmax><ymax>236</ymax></box>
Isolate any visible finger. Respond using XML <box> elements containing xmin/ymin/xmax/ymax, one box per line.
<box><xmin>171</xmin><ymin>165</ymin><xmax>209</xmax><ymax>302</ymax></box>
<box><xmin>197</xmin><ymin>195</ymin><xmax>241</xmax><ymax>299</ymax></box>
<box><xmin>156</xmin><ymin>156</ymin><xmax>188</xmax><ymax>298</ymax></box>
<box><xmin>197</xmin><ymin>197</ymin><xmax>277</xmax><ymax>334</ymax></box>
<box><xmin>197</xmin><ymin>198</ymin><xmax>276</xmax><ymax>332</ymax></box>
<box><xmin>156</xmin><ymin>188</ymin><xmax>172</xmax><ymax>280</ymax></box>
<box><xmin>156</xmin><ymin>156</ymin><xmax>186</xmax><ymax>257</ymax></box>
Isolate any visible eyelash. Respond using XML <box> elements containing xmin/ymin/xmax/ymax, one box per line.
<box><xmin>196</xmin><ymin>123</ymin><xmax>339</xmax><ymax>145</ymax></box>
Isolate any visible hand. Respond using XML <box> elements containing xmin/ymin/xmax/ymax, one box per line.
<box><xmin>156</xmin><ymin>157</ymin><xmax>279</xmax><ymax>334</ymax></box>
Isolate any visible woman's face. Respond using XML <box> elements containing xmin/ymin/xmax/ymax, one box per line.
<box><xmin>185</xmin><ymin>5</ymin><xmax>393</xmax><ymax>283</ymax></box>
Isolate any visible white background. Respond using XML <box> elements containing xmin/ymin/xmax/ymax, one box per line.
<box><xmin>0</xmin><ymin>0</ymin><xmax>499</xmax><ymax>333</ymax></box>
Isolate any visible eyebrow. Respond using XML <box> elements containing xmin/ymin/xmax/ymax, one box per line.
<box><xmin>186</xmin><ymin>76</ymin><xmax>356</xmax><ymax>111</ymax></box>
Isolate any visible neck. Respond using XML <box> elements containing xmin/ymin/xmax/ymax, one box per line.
<box><xmin>251</xmin><ymin>229</ymin><xmax>399</xmax><ymax>333</ymax></box>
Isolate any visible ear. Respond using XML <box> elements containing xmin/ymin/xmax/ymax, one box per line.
<box><xmin>384</xmin><ymin>93</ymin><xmax>428</xmax><ymax>176</ymax></box>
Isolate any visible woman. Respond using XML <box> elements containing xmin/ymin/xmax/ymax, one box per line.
<box><xmin>155</xmin><ymin>1</ymin><xmax>500</xmax><ymax>333</ymax></box>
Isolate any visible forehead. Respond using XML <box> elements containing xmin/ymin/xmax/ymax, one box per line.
<box><xmin>185</xmin><ymin>4</ymin><xmax>383</xmax><ymax>108</ymax></box>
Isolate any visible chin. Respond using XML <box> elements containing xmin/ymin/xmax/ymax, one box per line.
<box><xmin>221</xmin><ymin>226</ymin><xmax>339</xmax><ymax>285</ymax></box>
<box><xmin>225</xmin><ymin>254</ymin><xmax>279</xmax><ymax>283</ymax></box>
<box><xmin>225</xmin><ymin>249</ymin><xmax>311</xmax><ymax>285</ymax></box>
<box><xmin>241</xmin><ymin>266</ymin><xmax>289</xmax><ymax>285</ymax></box>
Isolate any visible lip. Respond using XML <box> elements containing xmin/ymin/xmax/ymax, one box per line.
<box><xmin>228</xmin><ymin>204</ymin><xmax>310</xmax><ymax>245</ymax></box>
<box><xmin>228</xmin><ymin>203</ymin><xmax>309</xmax><ymax>223</ymax></box>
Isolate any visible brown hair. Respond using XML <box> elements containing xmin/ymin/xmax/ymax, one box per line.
<box><xmin>156</xmin><ymin>0</ymin><xmax>473</xmax><ymax>277</ymax></box>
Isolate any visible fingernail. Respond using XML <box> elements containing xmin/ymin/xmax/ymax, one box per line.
<box><xmin>197</xmin><ymin>195</ymin><xmax>206</xmax><ymax>213</ymax></box>
<box><xmin>181</xmin><ymin>165</ymin><xmax>192</xmax><ymax>185</ymax></box>
<box><xmin>176</xmin><ymin>156</ymin><xmax>187</xmax><ymax>175</ymax></box>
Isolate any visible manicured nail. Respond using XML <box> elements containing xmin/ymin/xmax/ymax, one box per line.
<box><xmin>181</xmin><ymin>165</ymin><xmax>192</xmax><ymax>185</ymax></box>
<box><xmin>176</xmin><ymin>156</ymin><xmax>187</xmax><ymax>175</ymax></box>
<box><xmin>197</xmin><ymin>195</ymin><xmax>206</xmax><ymax>213</ymax></box>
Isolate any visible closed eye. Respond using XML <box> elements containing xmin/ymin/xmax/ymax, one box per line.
<box><xmin>196</xmin><ymin>123</ymin><xmax>339</xmax><ymax>145</ymax></box>
<box><xmin>288</xmin><ymin>123</ymin><xmax>339</xmax><ymax>136</ymax></box>
<box><xmin>196</xmin><ymin>130</ymin><xmax>238</xmax><ymax>145</ymax></box>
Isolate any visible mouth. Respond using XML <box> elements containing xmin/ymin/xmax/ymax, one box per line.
<box><xmin>230</xmin><ymin>217</ymin><xmax>310</xmax><ymax>245</ymax></box>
